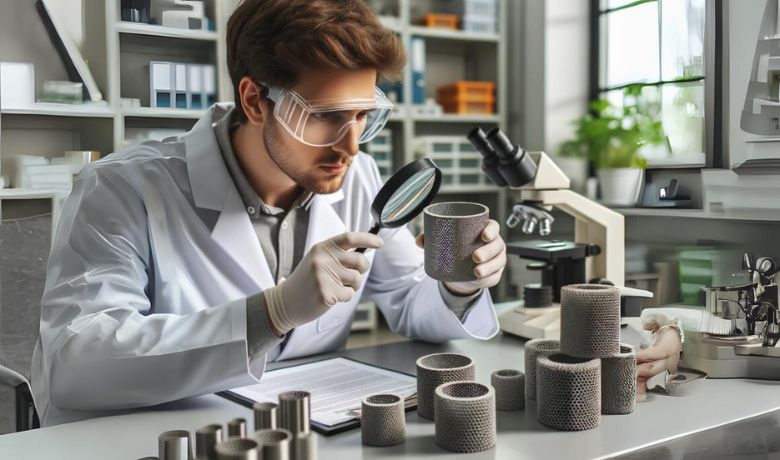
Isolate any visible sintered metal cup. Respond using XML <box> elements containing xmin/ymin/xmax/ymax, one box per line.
<box><xmin>196</xmin><ymin>424</ymin><xmax>223</xmax><ymax>460</ymax></box>
<box><xmin>491</xmin><ymin>369</ymin><xmax>525</xmax><ymax>411</ymax></box>
<box><xmin>253</xmin><ymin>428</ymin><xmax>293</xmax><ymax>460</ymax></box>
<box><xmin>361</xmin><ymin>393</ymin><xmax>406</xmax><ymax>447</ymax></box>
<box><xmin>416</xmin><ymin>352</ymin><xmax>476</xmax><ymax>420</ymax></box>
<box><xmin>537</xmin><ymin>354</ymin><xmax>602</xmax><ymax>431</ymax></box>
<box><xmin>423</xmin><ymin>202</ymin><xmax>489</xmax><ymax>282</ymax></box>
<box><xmin>293</xmin><ymin>432</ymin><xmax>317</xmax><ymax>460</ymax></box>
<box><xmin>226</xmin><ymin>418</ymin><xmax>247</xmax><ymax>439</ymax></box>
<box><xmin>278</xmin><ymin>391</ymin><xmax>311</xmax><ymax>436</ymax></box>
<box><xmin>601</xmin><ymin>344</ymin><xmax>637</xmax><ymax>415</ymax></box>
<box><xmin>215</xmin><ymin>438</ymin><xmax>260</xmax><ymax>460</ymax></box>
<box><xmin>560</xmin><ymin>284</ymin><xmax>621</xmax><ymax>358</ymax></box>
<box><xmin>253</xmin><ymin>401</ymin><xmax>278</xmax><ymax>430</ymax></box>
<box><xmin>434</xmin><ymin>381</ymin><xmax>496</xmax><ymax>453</ymax></box>
<box><xmin>158</xmin><ymin>430</ymin><xmax>192</xmax><ymax>460</ymax></box>
<box><xmin>524</xmin><ymin>338</ymin><xmax>560</xmax><ymax>401</ymax></box>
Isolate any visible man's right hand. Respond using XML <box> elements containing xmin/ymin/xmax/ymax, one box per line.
<box><xmin>263</xmin><ymin>232</ymin><xmax>383</xmax><ymax>334</ymax></box>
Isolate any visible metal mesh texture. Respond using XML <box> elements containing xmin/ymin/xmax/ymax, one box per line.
<box><xmin>215</xmin><ymin>438</ymin><xmax>260</xmax><ymax>460</ymax></box>
<box><xmin>416</xmin><ymin>353</ymin><xmax>476</xmax><ymax>420</ymax></box>
<box><xmin>361</xmin><ymin>393</ymin><xmax>406</xmax><ymax>447</ymax></box>
<box><xmin>560</xmin><ymin>284</ymin><xmax>621</xmax><ymax>358</ymax></box>
<box><xmin>524</xmin><ymin>339</ymin><xmax>560</xmax><ymax>401</ymax></box>
<box><xmin>434</xmin><ymin>381</ymin><xmax>496</xmax><ymax>453</ymax></box>
<box><xmin>601</xmin><ymin>344</ymin><xmax>637</xmax><ymax>415</ymax></box>
<box><xmin>537</xmin><ymin>354</ymin><xmax>601</xmax><ymax>431</ymax></box>
<box><xmin>491</xmin><ymin>369</ymin><xmax>525</xmax><ymax>411</ymax></box>
<box><xmin>423</xmin><ymin>202</ymin><xmax>488</xmax><ymax>282</ymax></box>
<box><xmin>252</xmin><ymin>429</ymin><xmax>292</xmax><ymax>460</ymax></box>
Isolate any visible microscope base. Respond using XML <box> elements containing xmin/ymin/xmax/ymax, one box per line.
<box><xmin>498</xmin><ymin>302</ymin><xmax>561</xmax><ymax>340</ymax></box>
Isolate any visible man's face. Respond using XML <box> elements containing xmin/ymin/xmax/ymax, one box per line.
<box><xmin>262</xmin><ymin>68</ymin><xmax>378</xmax><ymax>195</ymax></box>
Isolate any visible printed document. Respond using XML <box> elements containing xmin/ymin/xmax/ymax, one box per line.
<box><xmin>229</xmin><ymin>357</ymin><xmax>416</xmax><ymax>427</ymax></box>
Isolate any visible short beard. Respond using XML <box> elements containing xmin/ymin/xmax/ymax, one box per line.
<box><xmin>263</xmin><ymin>117</ymin><xmax>350</xmax><ymax>194</ymax></box>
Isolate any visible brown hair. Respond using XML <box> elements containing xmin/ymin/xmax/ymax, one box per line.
<box><xmin>227</xmin><ymin>0</ymin><xmax>407</xmax><ymax>122</ymax></box>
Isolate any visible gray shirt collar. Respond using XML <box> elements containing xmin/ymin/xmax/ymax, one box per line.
<box><xmin>213</xmin><ymin>108</ymin><xmax>314</xmax><ymax>218</ymax></box>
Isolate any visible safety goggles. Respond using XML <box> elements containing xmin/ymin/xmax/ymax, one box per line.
<box><xmin>265</xmin><ymin>85</ymin><xmax>394</xmax><ymax>147</ymax></box>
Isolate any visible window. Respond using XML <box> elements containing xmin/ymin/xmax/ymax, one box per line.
<box><xmin>598</xmin><ymin>0</ymin><xmax>707</xmax><ymax>167</ymax></box>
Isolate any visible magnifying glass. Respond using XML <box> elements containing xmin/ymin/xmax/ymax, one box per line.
<box><xmin>356</xmin><ymin>158</ymin><xmax>442</xmax><ymax>253</ymax></box>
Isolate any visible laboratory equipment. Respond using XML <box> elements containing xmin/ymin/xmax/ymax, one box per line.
<box><xmin>423</xmin><ymin>201</ymin><xmax>489</xmax><ymax>282</ymax></box>
<box><xmin>215</xmin><ymin>438</ymin><xmax>260</xmax><ymax>460</ymax></box>
<box><xmin>468</xmin><ymin>126</ymin><xmax>633</xmax><ymax>339</ymax></box>
<box><xmin>356</xmin><ymin>157</ymin><xmax>442</xmax><ymax>253</ymax></box>
<box><xmin>195</xmin><ymin>424</ymin><xmax>223</xmax><ymax>460</ymax></box>
<box><xmin>415</xmin><ymin>353</ymin><xmax>475</xmax><ymax>420</ymax></box>
<box><xmin>253</xmin><ymin>402</ymin><xmax>277</xmax><ymax>431</ymax></box>
<box><xmin>601</xmin><ymin>344</ymin><xmax>637</xmax><ymax>415</ymax></box>
<box><xmin>434</xmin><ymin>381</ymin><xmax>496</xmax><ymax>453</ymax></box>
<box><xmin>158</xmin><ymin>430</ymin><xmax>192</xmax><ymax>460</ymax></box>
<box><xmin>490</xmin><ymin>369</ymin><xmax>525</xmax><ymax>411</ymax></box>
<box><xmin>683</xmin><ymin>252</ymin><xmax>780</xmax><ymax>379</ymax></box>
<box><xmin>278</xmin><ymin>391</ymin><xmax>311</xmax><ymax>437</ymax></box>
<box><xmin>523</xmin><ymin>338</ymin><xmax>560</xmax><ymax>401</ymax></box>
<box><xmin>536</xmin><ymin>354</ymin><xmax>601</xmax><ymax>431</ymax></box>
<box><xmin>360</xmin><ymin>393</ymin><xmax>406</xmax><ymax>447</ymax></box>
<box><xmin>560</xmin><ymin>284</ymin><xmax>621</xmax><ymax>358</ymax></box>
<box><xmin>252</xmin><ymin>429</ymin><xmax>292</xmax><ymax>460</ymax></box>
<box><xmin>226</xmin><ymin>418</ymin><xmax>246</xmax><ymax>439</ymax></box>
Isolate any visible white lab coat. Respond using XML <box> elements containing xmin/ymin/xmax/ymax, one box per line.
<box><xmin>31</xmin><ymin>104</ymin><xmax>499</xmax><ymax>427</ymax></box>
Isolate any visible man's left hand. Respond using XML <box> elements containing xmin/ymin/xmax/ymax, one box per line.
<box><xmin>415</xmin><ymin>219</ymin><xmax>507</xmax><ymax>296</ymax></box>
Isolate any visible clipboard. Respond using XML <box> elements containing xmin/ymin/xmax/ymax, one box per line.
<box><xmin>218</xmin><ymin>356</ymin><xmax>417</xmax><ymax>436</ymax></box>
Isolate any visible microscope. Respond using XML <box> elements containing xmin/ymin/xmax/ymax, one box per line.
<box><xmin>683</xmin><ymin>252</ymin><xmax>780</xmax><ymax>379</ymax></box>
<box><xmin>468</xmin><ymin>127</ymin><xmax>650</xmax><ymax>339</ymax></box>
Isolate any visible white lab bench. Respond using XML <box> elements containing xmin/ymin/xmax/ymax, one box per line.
<box><xmin>1</xmin><ymin>304</ymin><xmax>780</xmax><ymax>460</ymax></box>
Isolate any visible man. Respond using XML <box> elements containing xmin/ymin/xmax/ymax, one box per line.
<box><xmin>31</xmin><ymin>0</ymin><xmax>506</xmax><ymax>426</ymax></box>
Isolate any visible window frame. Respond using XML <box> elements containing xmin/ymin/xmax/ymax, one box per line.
<box><xmin>588</xmin><ymin>0</ymin><xmax>723</xmax><ymax>169</ymax></box>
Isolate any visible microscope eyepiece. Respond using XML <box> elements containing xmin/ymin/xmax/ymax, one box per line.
<box><xmin>485</xmin><ymin>127</ymin><xmax>515</xmax><ymax>159</ymax></box>
<box><xmin>467</xmin><ymin>127</ymin><xmax>508</xmax><ymax>187</ymax></box>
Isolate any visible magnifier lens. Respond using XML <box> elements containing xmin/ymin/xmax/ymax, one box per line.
<box><xmin>380</xmin><ymin>169</ymin><xmax>438</xmax><ymax>226</ymax></box>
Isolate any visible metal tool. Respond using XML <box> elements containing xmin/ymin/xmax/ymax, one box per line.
<box><xmin>196</xmin><ymin>424</ymin><xmax>223</xmax><ymax>460</ymax></box>
<box><xmin>158</xmin><ymin>430</ymin><xmax>191</xmax><ymax>460</ymax></box>
<box><xmin>278</xmin><ymin>391</ymin><xmax>311</xmax><ymax>436</ymax></box>
<box><xmin>253</xmin><ymin>429</ymin><xmax>292</xmax><ymax>460</ymax></box>
<box><xmin>253</xmin><ymin>401</ymin><xmax>278</xmax><ymax>431</ymax></box>
<box><xmin>215</xmin><ymin>438</ymin><xmax>260</xmax><ymax>460</ymax></box>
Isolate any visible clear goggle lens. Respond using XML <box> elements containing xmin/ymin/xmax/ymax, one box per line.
<box><xmin>268</xmin><ymin>86</ymin><xmax>393</xmax><ymax>147</ymax></box>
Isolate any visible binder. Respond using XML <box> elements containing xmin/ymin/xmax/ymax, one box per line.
<box><xmin>187</xmin><ymin>64</ymin><xmax>203</xmax><ymax>109</ymax></box>
<box><xmin>150</xmin><ymin>61</ymin><xmax>173</xmax><ymax>108</ymax></box>
<box><xmin>411</xmin><ymin>37</ymin><xmax>426</xmax><ymax>104</ymax></box>
<box><xmin>175</xmin><ymin>63</ymin><xmax>187</xmax><ymax>109</ymax></box>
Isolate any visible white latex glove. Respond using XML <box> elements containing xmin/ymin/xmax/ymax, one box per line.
<box><xmin>416</xmin><ymin>219</ymin><xmax>506</xmax><ymax>296</ymax></box>
<box><xmin>264</xmin><ymin>232</ymin><xmax>383</xmax><ymax>334</ymax></box>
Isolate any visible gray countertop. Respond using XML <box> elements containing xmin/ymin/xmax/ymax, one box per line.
<box><xmin>1</xmin><ymin>330</ymin><xmax>780</xmax><ymax>459</ymax></box>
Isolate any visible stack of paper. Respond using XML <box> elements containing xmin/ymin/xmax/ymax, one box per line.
<box><xmin>14</xmin><ymin>154</ymin><xmax>73</xmax><ymax>193</ymax></box>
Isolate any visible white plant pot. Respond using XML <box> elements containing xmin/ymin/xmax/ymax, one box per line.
<box><xmin>597</xmin><ymin>168</ymin><xmax>644</xmax><ymax>207</ymax></box>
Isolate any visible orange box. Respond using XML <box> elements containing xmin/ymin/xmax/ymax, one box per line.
<box><xmin>420</xmin><ymin>13</ymin><xmax>459</xmax><ymax>29</ymax></box>
<box><xmin>440</xmin><ymin>97</ymin><xmax>496</xmax><ymax>114</ymax></box>
<box><xmin>437</xmin><ymin>81</ymin><xmax>496</xmax><ymax>102</ymax></box>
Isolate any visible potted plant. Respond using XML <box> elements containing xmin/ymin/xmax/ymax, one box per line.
<box><xmin>559</xmin><ymin>85</ymin><xmax>667</xmax><ymax>207</ymax></box>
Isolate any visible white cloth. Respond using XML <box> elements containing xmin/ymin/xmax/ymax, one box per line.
<box><xmin>31</xmin><ymin>103</ymin><xmax>499</xmax><ymax>427</ymax></box>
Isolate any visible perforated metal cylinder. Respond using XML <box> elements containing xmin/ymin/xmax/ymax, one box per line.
<box><xmin>416</xmin><ymin>353</ymin><xmax>476</xmax><ymax>420</ymax></box>
<box><xmin>293</xmin><ymin>432</ymin><xmax>317</xmax><ymax>460</ymax></box>
<box><xmin>278</xmin><ymin>391</ymin><xmax>311</xmax><ymax>436</ymax></box>
<box><xmin>601</xmin><ymin>344</ymin><xmax>637</xmax><ymax>415</ymax></box>
<box><xmin>158</xmin><ymin>430</ymin><xmax>191</xmax><ymax>460</ymax></box>
<box><xmin>560</xmin><ymin>284</ymin><xmax>621</xmax><ymax>358</ymax></box>
<box><xmin>361</xmin><ymin>393</ymin><xmax>406</xmax><ymax>447</ymax></box>
<box><xmin>253</xmin><ymin>428</ymin><xmax>292</xmax><ymax>460</ymax></box>
<box><xmin>423</xmin><ymin>202</ymin><xmax>489</xmax><ymax>282</ymax></box>
<box><xmin>491</xmin><ymin>369</ymin><xmax>525</xmax><ymax>411</ymax></box>
<box><xmin>537</xmin><ymin>354</ymin><xmax>601</xmax><ymax>431</ymax></box>
<box><xmin>524</xmin><ymin>338</ymin><xmax>560</xmax><ymax>401</ymax></box>
<box><xmin>434</xmin><ymin>381</ymin><xmax>496</xmax><ymax>453</ymax></box>
<box><xmin>196</xmin><ymin>424</ymin><xmax>223</xmax><ymax>460</ymax></box>
<box><xmin>215</xmin><ymin>438</ymin><xmax>260</xmax><ymax>460</ymax></box>
<box><xmin>226</xmin><ymin>418</ymin><xmax>247</xmax><ymax>439</ymax></box>
<box><xmin>253</xmin><ymin>401</ymin><xmax>278</xmax><ymax>431</ymax></box>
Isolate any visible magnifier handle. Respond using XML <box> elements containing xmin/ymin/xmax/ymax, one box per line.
<box><xmin>355</xmin><ymin>223</ymin><xmax>381</xmax><ymax>254</ymax></box>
